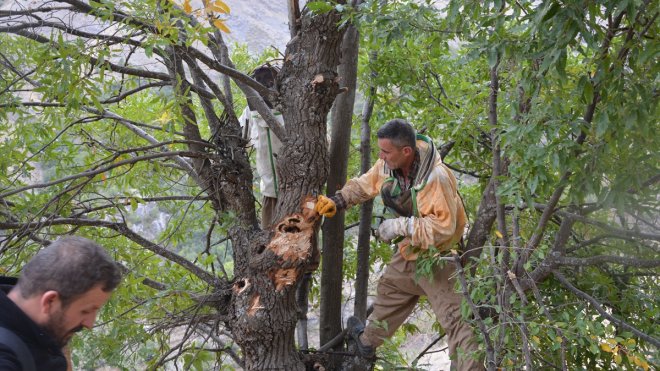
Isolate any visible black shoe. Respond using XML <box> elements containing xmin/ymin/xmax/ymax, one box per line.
<box><xmin>346</xmin><ymin>316</ymin><xmax>375</xmax><ymax>359</ymax></box>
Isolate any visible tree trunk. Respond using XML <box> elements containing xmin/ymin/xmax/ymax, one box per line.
<box><xmin>295</xmin><ymin>271</ymin><xmax>312</xmax><ymax>349</ymax></box>
<box><xmin>320</xmin><ymin>21</ymin><xmax>360</xmax><ymax>352</ymax></box>
<box><xmin>231</xmin><ymin>6</ymin><xmax>347</xmax><ymax>370</ymax></box>
<box><xmin>354</xmin><ymin>66</ymin><xmax>376</xmax><ymax>321</ymax></box>
<box><xmin>231</xmin><ymin>210</ymin><xmax>318</xmax><ymax>370</ymax></box>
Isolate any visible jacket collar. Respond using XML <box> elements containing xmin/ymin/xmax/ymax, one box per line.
<box><xmin>0</xmin><ymin>278</ymin><xmax>65</xmax><ymax>357</ymax></box>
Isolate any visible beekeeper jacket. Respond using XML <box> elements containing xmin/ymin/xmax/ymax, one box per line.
<box><xmin>338</xmin><ymin>135</ymin><xmax>466</xmax><ymax>260</ymax></box>
<box><xmin>239</xmin><ymin>107</ymin><xmax>284</xmax><ymax>198</ymax></box>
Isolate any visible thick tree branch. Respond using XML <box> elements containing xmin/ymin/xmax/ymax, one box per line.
<box><xmin>88</xmin><ymin>108</ymin><xmax>200</xmax><ymax>180</ymax></box>
<box><xmin>0</xmin><ymin>7</ymin><xmax>74</xmax><ymax>17</ymax></box>
<box><xmin>110</xmin><ymin>222</ymin><xmax>220</xmax><ymax>286</ymax></box>
<box><xmin>0</xmin><ymin>101</ymin><xmax>65</xmax><ymax>109</ymax></box>
<box><xmin>555</xmin><ymin>255</ymin><xmax>660</xmax><ymax>268</ymax></box>
<box><xmin>464</xmin><ymin>178</ymin><xmax>497</xmax><ymax>271</ymax></box>
<box><xmin>523</xmin><ymin>215</ymin><xmax>575</xmax><ymax>290</ymax></box>
<box><xmin>0</xmin><ymin>217</ymin><xmax>219</xmax><ymax>285</ymax></box>
<box><xmin>534</xmin><ymin>204</ymin><xmax>660</xmax><ymax>242</ymax></box>
<box><xmin>354</xmin><ymin>51</ymin><xmax>377</xmax><ymax>321</ymax></box>
<box><xmin>287</xmin><ymin>0</ymin><xmax>300</xmax><ymax>38</ymax></box>
<box><xmin>0</xmin><ymin>20</ymin><xmax>146</xmax><ymax>49</ymax></box>
<box><xmin>10</xmin><ymin>28</ymin><xmax>171</xmax><ymax>80</ymax></box>
<box><xmin>487</xmin><ymin>51</ymin><xmax>511</xmax><ymax>270</ymax></box>
<box><xmin>452</xmin><ymin>253</ymin><xmax>496</xmax><ymax>370</ymax></box>
<box><xmin>233</xmin><ymin>79</ymin><xmax>287</xmax><ymax>142</ymax></box>
<box><xmin>178</xmin><ymin>47</ymin><xmax>284</xmax><ymax>135</ymax></box>
<box><xmin>103</xmin><ymin>82</ymin><xmax>170</xmax><ymax>104</ymax></box>
<box><xmin>164</xmin><ymin>46</ymin><xmax>208</xmax><ymax>170</ymax></box>
<box><xmin>55</xmin><ymin>0</ymin><xmax>154</xmax><ymax>31</ymax></box>
<box><xmin>206</xmin><ymin>30</ymin><xmax>234</xmax><ymax>108</ymax></box>
<box><xmin>553</xmin><ymin>270</ymin><xmax>660</xmax><ymax>348</ymax></box>
<box><xmin>71</xmin><ymin>195</ymin><xmax>211</xmax><ymax>217</ymax></box>
<box><xmin>176</xmin><ymin>45</ymin><xmax>276</xmax><ymax>100</ymax></box>
<box><xmin>0</xmin><ymin>151</ymin><xmax>215</xmax><ymax>199</ymax></box>
<box><xmin>514</xmin><ymin>172</ymin><xmax>570</xmax><ymax>274</ymax></box>
<box><xmin>182</xmin><ymin>53</ymin><xmax>235</xmax><ymax>139</ymax></box>
<box><xmin>566</xmin><ymin>233</ymin><xmax>639</xmax><ymax>254</ymax></box>
<box><xmin>117</xmin><ymin>263</ymin><xmax>168</xmax><ymax>291</ymax></box>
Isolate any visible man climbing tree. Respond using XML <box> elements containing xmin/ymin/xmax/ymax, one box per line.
<box><xmin>317</xmin><ymin>119</ymin><xmax>482</xmax><ymax>369</ymax></box>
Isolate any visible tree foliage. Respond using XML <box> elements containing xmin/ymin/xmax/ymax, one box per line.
<box><xmin>351</xmin><ymin>0</ymin><xmax>658</xmax><ymax>369</ymax></box>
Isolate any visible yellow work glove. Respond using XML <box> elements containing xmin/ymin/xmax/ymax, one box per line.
<box><xmin>315</xmin><ymin>195</ymin><xmax>337</xmax><ymax>217</ymax></box>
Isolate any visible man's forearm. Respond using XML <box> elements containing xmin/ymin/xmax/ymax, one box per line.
<box><xmin>329</xmin><ymin>193</ymin><xmax>348</xmax><ymax>211</ymax></box>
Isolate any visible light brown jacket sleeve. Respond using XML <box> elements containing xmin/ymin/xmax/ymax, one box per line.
<box><xmin>337</xmin><ymin>159</ymin><xmax>387</xmax><ymax>207</ymax></box>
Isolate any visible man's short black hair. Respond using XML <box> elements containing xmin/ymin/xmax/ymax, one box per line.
<box><xmin>249</xmin><ymin>64</ymin><xmax>279</xmax><ymax>109</ymax></box>
<box><xmin>376</xmin><ymin>119</ymin><xmax>416</xmax><ymax>149</ymax></box>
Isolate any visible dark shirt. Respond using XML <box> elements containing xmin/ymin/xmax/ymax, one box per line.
<box><xmin>0</xmin><ymin>277</ymin><xmax>67</xmax><ymax>371</ymax></box>
<box><xmin>390</xmin><ymin>150</ymin><xmax>420</xmax><ymax>191</ymax></box>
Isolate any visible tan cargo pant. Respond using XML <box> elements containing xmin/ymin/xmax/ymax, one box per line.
<box><xmin>363</xmin><ymin>252</ymin><xmax>483</xmax><ymax>370</ymax></box>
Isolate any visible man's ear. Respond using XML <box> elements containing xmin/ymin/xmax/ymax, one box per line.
<box><xmin>402</xmin><ymin>146</ymin><xmax>414</xmax><ymax>157</ymax></box>
<box><xmin>40</xmin><ymin>290</ymin><xmax>60</xmax><ymax>315</ymax></box>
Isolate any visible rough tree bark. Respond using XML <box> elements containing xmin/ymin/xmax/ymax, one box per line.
<box><xmin>353</xmin><ymin>49</ymin><xmax>377</xmax><ymax>322</ymax></box>
<box><xmin>320</xmin><ymin>18</ymin><xmax>360</xmax><ymax>352</ymax></box>
<box><xmin>230</xmin><ymin>201</ymin><xmax>321</xmax><ymax>370</ymax></box>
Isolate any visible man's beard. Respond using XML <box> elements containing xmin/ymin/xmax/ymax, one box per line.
<box><xmin>43</xmin><ymin>308</ymin><xmax>83</xmax><ymax>348</ymax></box>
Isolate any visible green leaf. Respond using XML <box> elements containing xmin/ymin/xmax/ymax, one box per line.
<box><xmin>542</xmin><ymin>3</ymin><xmax>561</xmax><ymax>22</ymax></box>
<box><xmin>583</xmin><ymin>79</ymin><xmax>594</xmax><ymax>103</ymax></box>
<box><xmin>307</xmin><ymin>1</ymin><xmax>333</xmax><ymax>13</ymax></box>
<box><xmin>488</xmin><ymin>47</ymin><xmax>499</xmax><ymax>69</ymax></box>
<box><xmin>594</xmin><ymin>111</ymin><xmax>610</xmax><ymax>138</ymax></box>
<box><xmin>556</xmin><ymin>49</ymin><xmax>567</xmax><ymax>78</ymax></box>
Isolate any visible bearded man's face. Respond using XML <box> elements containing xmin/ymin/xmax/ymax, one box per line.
<box><xmin>43</xmin><ymin>285</ymin><xmax>112</xmax><ymax>347</ymax></box>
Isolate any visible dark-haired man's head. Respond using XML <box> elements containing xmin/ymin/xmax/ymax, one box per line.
<box><xmin>249</xmin><ymin>64</ymin><xmax>279</xmax><ymax>109</ymax></box>
<box><xmin>376</xmin><ymin>119</ymin><xmax>417</xmax><ymax>171</ymax></box>
<box><xmin>9</xmin><ymin>236</ymin><xmax>121</xmax><ymax>347</ymax></box>
<box><xmin>376</xmin><ymin>119</ymin><xmax>416</xmax><ymax>149</ymax></box>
